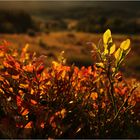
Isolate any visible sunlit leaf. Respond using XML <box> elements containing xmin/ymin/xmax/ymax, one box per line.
<box><xmin>110</xmin><ymin>44</ymin><xmax>116</xmax><ymax>54</ymax></box>
<box><xmin>19</xmin><ymin>83</ymin><xmax>29</xmax><ymax>89</ymax></box>
<box><xmin>120</xmin><ymin>39</ymin><xmax>130</xmax><ymax>50</ymax></box>
<box><xmin>114</xmin><ymin>48</ymin><xmax>123</xmax><ymax>62</ymax></box>
<box><xmin>60</xmin><ymin>108</ymin><xmax>66</xmax><ymax>118</ymax></box>
<box><xmin>112</xmin><ymin>67</ymin><xmax>116</xmax><ymax>73</ymax></box>
<box><xmin>103</xmin><ymin>29</ymin><xmax>112</xmax><ymax>44</ymax></box>
<box><xmin>12</xmin><ymin>75</ymin><xmax>20</xmax><ymax>80</ymax></box>
<box><xmin>24</xmin><ymin>121</ymin><xmax>32</xmax><ymax>128</ymax></box>
<box><xmin>0</xmin><ymin>75</ymin><xmax>4</xmax><ymax>81</ymax></box>
<box><xmin>61</xmin><ymin>71</ymin><xmax>66</xmax><ymax>78</ymax></box>
<box><xmin>31</xmin><ymin>99</ymin><xmax>37</xmax><ymax>105</ymax></box>
<box><xmin>9</xmin><ymin>87</ymin><xmax>13</xmax><ymax>93</ymax></box>
<box><xmin>40</xmin><ymin>122</ymin><xmax>45</xmax><ymax>128</ymax></box>
<box><xmin>52</xmin><ymin>61</ymin><xmax>60</xmax><ymax>67</ymax></box>
<box><xmin>0</xmin><ymin>88</ymin><xmax>4</xmax><ymax>94</ymax></box>
<box><xmin>16</xmin><ymin>96</ymin><xmax>22</xmax><ymax>107</ymax></box>
<box><xmin>30</xmin><ymin>88</ymin><xmax>34</xmax><ymax>94</ymax></box>
<box><xmin>90</xmin><ymin>92</ymin><xmax>98</xmax><ymax>100</ymax></box>
<box><xmin>96</xmin><ymin>62</ymin><xmax>104</xmax><ymax>68</ymax></box>
<box><xmin>21</xmin><ymin>109</ymin><xmax>29</xmax><ymax>116</ymax></box>
<box><xmin>23</xmin><ymin>63</ymin><xmax>34</xmax><ymax>72</ymax></box>
<box><xmin>3</xmin><ymin>60</ymin><xmax>12</xmax><ymax>68</ymax></box>
<box><xmin>104</xmin><ymin>48</ymin><xmax>109</xmax><ymax>55</ymax></box>
<box><xmin>0</xmin><ymin>51</ymin><xmax>4</xmax><ymax>57</ymax></box>
<box><xmin>37</xmin><ymin>64</ymin><xmax>45</xmax><ymax>75</ymax></box>
<box><xmin>58</xmin><ymin>51</ymin><xmax>66</xmax><ymax>64</ymax></box>
<box><xmin>22</xmin><ymin>44</ymin><xmax>29</xmax><ymax>53</ymax></box>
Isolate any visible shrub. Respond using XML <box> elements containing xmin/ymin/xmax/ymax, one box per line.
<box><xmin>0</xmin><ymin>30</ymin><xmax>139</xmax><ymax>138</ymax></box>
<box><xmin>0</xmin><ymin>10</ymin><xmax>36</xmax><ymax>34</ymax></box>
<box><xmin>27</xmin><ymin>29</ymin><xmax>36</xmax><ymax>37</ymax></box>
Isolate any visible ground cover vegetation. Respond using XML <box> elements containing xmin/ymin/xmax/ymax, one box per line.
<box><xmin>0</xmin><ymin>29</ymin><xmax>139</xmax><ymax>139</ymax></box>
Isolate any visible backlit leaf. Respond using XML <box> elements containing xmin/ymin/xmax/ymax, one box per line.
<box><xmin>52</xmin><ymin>61</ymin><xmax>60</xmax><ymax>67</ymax></box>
<box><xmin>96</xmin><ymin>62</ymin><xmax>104</xmax><ymax>68</ymax></box>
<box><xmin>120</xmin><ymin>39</ymin><xmax>130</xmax><ymax>50</ymax></box>
<box><xmin>31</xmin><ymin>99</ymin><xmax>37</xmax><ymax>105</ymax></box>
<box><xmin>112</xmin><ymin>67</ymin><xmax>116</xmax><ymax>73</ymax></box>
<box><xmin>90</xmin><ymin>92</ymin><xmax>98</xmax><ymax>100</ymax></box>
<box><xmin>0</xmin><ymin>75</ymin><xmax>4</xmax><ymax>81</ymax></box>
<box><xmin>104</xmin><ymin>48</ymin><xmax>109</xmax><ymax>55</ymax></box>
<box><xmin>103</xmin><ymin>29</ymin><xmax>112</xmax><ymax>44</ymax></box>
<box><xmin>40</xmin><ymin>122</ymin><xmax>45</xmax><ymax>128</ymax></box>
<box><xmin>22</xmin><ymin>44</ymin><xmax>29</xmax><ymax>53</ymax></box>
<box><xmin>0</xmin><ymin>51</ymin><xmax>4</xmax><ymax>57</ymax></box>
<box><xmin>23</xmin><ymin>63</ymin><xmax>34</xmax><ymax>72</ymax></box>
<box><xmin>110</xmin><ymin>44</ymin><xmax>116</xmax><ymax>54</ymax></box>
<box><xmin>21</xmin><ymin>109</ymin><xmax>29</xmax><ymax>116</ymax></box>
<box><xmin>114</xmin><ymin>48</ymin><xmax>122</xmax><ymax>62</ymax></box>
<box><xmin>12</xmin><ymin>75</ymin><xmax>20</xmax><ymax>80</ymax></box>
<box><xmin>24</xmin><ymin>121</ymin><xmax>32</xmax><ymax>128</ymax></box>
<box><xmin>19</xmin><ymin>83</ymin><xmax>29</xmax><ymax>89</ymax></box>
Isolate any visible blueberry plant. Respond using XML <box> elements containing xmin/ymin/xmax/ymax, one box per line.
<box><xmin>0</xmin><ymin>29</ymin><xmax>139</xmax><ymax>138</ymax></box>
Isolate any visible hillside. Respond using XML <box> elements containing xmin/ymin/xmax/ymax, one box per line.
<box><xmin>0</xmin><ymin>31</ymin><xmax>140</xmax><ymax>79</ymax></box>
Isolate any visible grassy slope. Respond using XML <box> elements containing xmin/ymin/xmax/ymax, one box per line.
<box><xmin>0</xmin><ymin>31</ymin><xmax>139</xmax><ymax>78</ymax></box>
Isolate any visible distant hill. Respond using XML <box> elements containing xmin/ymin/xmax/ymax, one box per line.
<box><xmin>0</xmin><ymin>1</ymin><xmax>140</xmax><ymax>13</ymax></box>
<box><xmin>0</xmin><ymin>1</ymin><xmax>140</xmax><ymax>34</ymax></box>
<box><xmin>28</xmin><ymin>3</ymin><xmax>140</xmax><ymax>34</ymax></box>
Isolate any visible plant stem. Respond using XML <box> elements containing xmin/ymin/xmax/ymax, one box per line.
<box><xmin>104</xmin><ymin>55</ymin><xmax>117</xmax><ymax>115</ymax></box>
<box><xmin>112</xmin><ymin>86</ymin><xmax>137</xmax><ymax>122</ymax></box>
<box><xmin>108</xmin><ymin>75</ymin><xmax>117</xmax><ymax>115</ymax></box>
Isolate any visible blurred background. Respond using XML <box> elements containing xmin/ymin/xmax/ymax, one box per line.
<box><xmin>0</xmin><ymin>1</ymin><xmax>140</xmax><ymax>78</ymax></box>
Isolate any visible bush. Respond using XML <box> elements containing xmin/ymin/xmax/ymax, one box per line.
<box><xmin>0</xmin><ymin>10</ymin><xmax>36</xmax><ymax>33</ymax></box>
<box><xmin>0</xmin><ymin>30</ymin><xmax>139</xmax><ymax>138</ymax></box>
<box><xmin>27</xmin><ymin>29</ymin><xmax>36</xmax><ymax>37</ymax></box>
<box><xmin>76</xmin><ymin>16</ymin><xmax>140</xmax><ymax>34</ymax></box>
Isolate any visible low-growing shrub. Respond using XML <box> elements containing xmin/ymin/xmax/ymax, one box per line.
<box><xmin>0</xmin><ymin>30</ymin><xmax>139</xmax><ymax>139</ymax></box>
<box><xmin>27</xmin><ymin>29</ymin><xmax>36</xmax><ymax>37</ymax></box>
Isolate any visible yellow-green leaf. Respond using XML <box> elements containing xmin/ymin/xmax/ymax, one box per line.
<box><xmin>52</xmin><ymin>61</ymin><xmax>60</xmax><ymax>67</ymax></box>
<box><xmin>120</xmin><ymin>39</ymin><xmax>130</xmax><ymax>50</ymax></box>
<box><xmin>114</xmin><ymin>48</ymin><xmax>122</xmax><ymax>61</ymax></box>
<box><xmin>96</xmin><ymin>62</ymin><xmax>104</xmax><ymax>68</ymax></box>
<box><xmin>112</xmin><ymin>67</ymin><xmax>116</xmax><ymax>73</ymax></box>
<box><xmin>104</xmin><ymin>48</ymin><xmax>109</xmax><ymax>55</ymax></box>
<box><xmin>110</xmin><ymin>44</ymin><xmax>116</xmax><ymax>54</ymax></box>
<box><xmin>103</xmin><ymin>29</ymin><xmax>112</xmax><ymax>44</ymax></box>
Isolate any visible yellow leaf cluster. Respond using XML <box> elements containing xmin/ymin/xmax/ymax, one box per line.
<box><xmin>103</xmin><ymin>29</ymin><xmax>116</xmax><ymax>55</ymax></box>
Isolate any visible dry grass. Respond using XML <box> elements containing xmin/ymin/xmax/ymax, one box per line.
<box><xmin>0</xmin><ymin>31</ymin><xmax>140</xmax><ymax>78</ymax></box>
